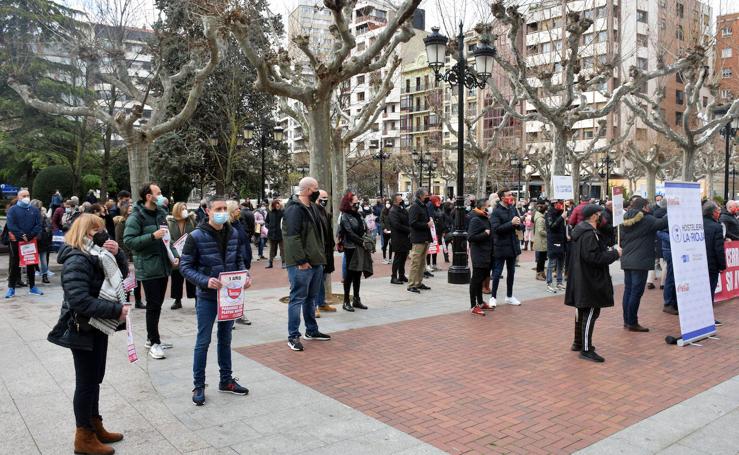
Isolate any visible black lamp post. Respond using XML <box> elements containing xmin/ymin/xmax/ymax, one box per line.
<box><xmin>731</xmin><ymin>166</ymin><xmax>737</xmax><ymax>199</ymax></box>
<box><xmin>720</xmin><ymin>118</ymin><xmax>739</xmax><ymax>202</ymax></box>
<box><xmin>599</xmin><ymin>154</ymin><xmax>614</xmax><ymax>199</ymax></box>
<box><xmin>373</xmin><ymin>149</ymin><xmax>390</xmax><ymax>198</ymax></box>
<box><xmin>510</xmin><ymin>157</ymin><xmax>528</xmax><ymax>200</ymax></box>
<box><xmin>411</xmin><ymin>149</ymin><xmax>432</xmax><ymax>189</ymax></box>
<box><xmin>425</xmin><ymin>23</ymin><xmax>496</xmax><ymax>285</ymax></box>
<box><xmin>427</xmin><ymin>159</ymin><xmax>438</xmax><ymax>193</ymax></box>
<box><xmin>244</xmin><ymin>124</ymin><xmax>284</xmax><ymax>204</ymax></box>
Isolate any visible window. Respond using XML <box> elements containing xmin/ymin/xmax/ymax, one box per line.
<box><xmin>675</xmin><ymin>111</ymin><xmax>683</xmax><ymax>126</ymax></box>
<box><xmin>636</xmin><ymin>128</ymin><xmax>648</xmax><ymax>141</ymax></box>
<box><xmin>722</xmin><ymin>48</ymin><xmax>733</xmax><ymax>58</ymax></box>
<box><xmin>676</xmin><ymin>25</ymin><xmax>684</xmax><ymax>41</ymax></box>
<box><xmin>723</xmin><ymin>68</ymin><xmax>733</xmax><ymax>78</ymax></box>
<box><xmin>596</xmin><ymin>6</ymin><xmax>607</xmax><ymax>18</ymax></box>
<box><xmin>583</xmin><ymin>57</ymin><xmax>594</xmax><ymax>69</ymax></box>
<box><xmin>703</xmin><ymin>96</ymin><xmax>708</xmax><ymax>108</ymax></box>
<box><xmin>598</xmin><ymin>31</ymin><xmax>608</xmax><ymax>43</ymax></box>
<box><xmin>720</xmin><ymin>89</ymin><xmax>733</xmax><ymax>100</ymax></box>
<box><xmin>583</xmin><ymin>33</ymin><xmax>594</xmax><ymax>45</ymax></box>
<box><xmin>637</xmin><ymin>33</ymin><xmax>648</xmax><ymax>47</ymax></box>
<box><xmin>357</xmin><ymin>92</ymin><xmax>365</xmax><ymax>102</ymax></box>
<box><xmin>676</xmin><ymin>2</ymin><xmax>684</xmax><ymax>18</ymax></box>
<box><xmin>637</xmin><ymin>10</ymin><xmax>648</xmax><ymax>23</ymax></box>
<box><xmin>675</xmin><ymin>90</ymin><xmax>684</xmax><ymax>105</ymax></box>
<box><xmin>584</xmin><ymin>9</ymin><xmax>594</xmax><ymax>19</ymax></box>
<box><xmin>722</xmin><ymin>26</ymin><xmax>733</xmax><ymax>36</ymax></box>
<box><xmin>357</xmin><ymin>75</ymin><xmax>365</xmax><ymax>85</ymax></box>
<box><xmin>637</xmin><ymin>57</ymin><xmax>648</xmax><ymax>70</ymax></box>
<box><xmin>583</xmin><ymin>129</ymin><xmax>594</xmax><ymax>139</ymax></box>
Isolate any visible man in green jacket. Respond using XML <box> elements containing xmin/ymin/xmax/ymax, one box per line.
<box><xmin>123</xmin><ymin>182</ymin><xmax>178</xmax><ymax>360</ymax></box>
<box><xmin>283</xmin><ymin>177</ymin><xmax>331</xmax><ymax>352</ymax></box>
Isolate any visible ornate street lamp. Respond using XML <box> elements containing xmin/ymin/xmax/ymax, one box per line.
<box><xmin>373</xmin><ymin>147</ymin><xmax>391</xmax><ymax>198</ymax></box>
<box><xmin>411</xmin><ymin>149</ymin><xmax>432</xmax><ymax>189</ymax></box>
<box><xmin>244</xmin><ymin>123</ymin><xmax>285</xmax><ymax>203</ymax></box>
<box><xmin>425</xmin><ymin>24</ymin><xmax>496</xmax><ymax>285</ymax></box>
<box><xmin>720</xmin><ymin>117</ymin><xmax>739</xmax><ymax>202</ymax></box>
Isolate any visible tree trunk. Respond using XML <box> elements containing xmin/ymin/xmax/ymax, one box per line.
<box><xmin>306</xmin><ymin>100</ymin><xmax>332</xmax><ymax>191</ymax></box>
<box><xmin>101</xmin><ymin>124</ymin><xmax>112</xmax><ymax>199</ymax></box>
<box><xmin>706</xmin><ymin>170</ymin><xmax>715</xmax><ymax>198</ymax></box>
<box><xmin>645</xmin><ymin>167</ymin><xmax>657</xmax><ymax>201</ymax></box>
<box><xmin>681</xmin><ymin>148</ymin><xmax>696</xmax><ymax>182</ymax></box>
<box><xmin>571</xmin><ymin>159</ymin><xmax>582</xmax><ymax>200</ymax></box>
<box><xmin>552</xmin><ymin>129</ymin><xmax>569</xmax><ymax>180</ymax></box>
<box><xmin>475</xmin><ymin>155</ymin><xmax>489</xmax><ymax>199</ymax></box>
<box><xmin>127</xmin><ymin>139</ymin><xmax>151</xmax><ymax>198</ymax></box>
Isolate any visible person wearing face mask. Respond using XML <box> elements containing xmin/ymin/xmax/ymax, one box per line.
<box><xmin>123</xmin><ymin>183</ymin><xmax>179</xmax><ymax>360</ymax></box>
<box><xmin>30</xmin><ymin>199</ymin><xmax>52</xmax><ymax>284</ymax></box>
<box><xmin>490</xmin><ymin>188</ymin><xmax>523</xmax><ymax>306</ymax></box>
<box><xmin>545</xmin><ymin>200</ymin><xmax>568</xmax><ymax>293</ymax></box>
<box><xmin>720</xmin><ymin>200</ymin><xmax>739</xmax><ymax>241</ymax></box>
<box><xmin>379</xmin><ymin>199</ymin><xmax>393</xmax><ymax>264</ymax></box>
<box><xmin>468</xmin><ymin>199</ymin><xmax>495</xmax><ymax>316</ymax></box>
<box><xmin>5</xmin><ymin>190</ymin><xmax>43</xmax><ymax>298</ymax></box>
<box><xmin>265</xmin><ymin>199</ymin><xmax>285</xmax><ymax>269</ymax></box>
<box><xmin>338</xmin><ymin>191</ymin><xmax>371</xmax><ymax>312</ymax></box>
<box><xmin>47</xmin><ymin>213</ymin><xmax>130</xmax><ymax>455</ymax></box>
<box><xmin>703</xmin><ymin>201</ymin><xmax>727</xmax><ymax>306</ymax></box>
<box><xmin>52</xmin><ymin>200</ymin><xmax>69</xmax><ymax>232</ymax></box>
<box><xmin>283</xmin><ymin>177</ymin><xmax>332</xmax><ymax>352</ymax></box>
<box><xmin>407</xmin><ymin>188</ymin><xmax>434</xmax><ymax>293</ymax></box>
<box><xmin>313</xmin><ymin>190</ymin><xmax>337</xmax><ymax>317</ymax></box>
<box><xmin>532</xmin><ymin>199</ymin><xmax>548</xmax><ymax>281</ymax></box>
<box><xmin>167</xmin><ymin>202</ymin><xmax>197</xmax><ymax>310</ymax></box>
<box><xmin>565</xmin><ymin>205</ymin><xmax>621</xmax><ymax>363</ymax></box>
<box><xmin>179</xmin><ymin>196</ymin><xmax>251</xmax><ymax>406</ymax></box>
<box><xmin>388</xmin><ymin>193</ymin><xmax>411</xmax><ymax>284</ymax></box>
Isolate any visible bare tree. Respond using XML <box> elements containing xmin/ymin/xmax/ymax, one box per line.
<box><xmin>624</xmin><ymin>142</ymin><xmax>679</xmax><ymax>200</ymax></box>
<box><xmin>694</xmin><ymin>143</ymin><xmax>734</xmax><ymax>198</ymax></box>
<box><xmin>219</xmin><ymin>0</ymin><xmax>421</xmax><ymax>192</ymax></box>
<box><xmin>486</xmin><ymin>3</ymin><xmax>705</xmax><ymax>190</ymax></box>
<box><xmin>526</xmin><ymin>145</ymin><xmax>552</xmax><ymax>196</ymax></box>
<box><xmin>624</xmin><ymin>64</ymin><xmax>739</xmax><ymax>181</ymax></box>
<box><xmin>8</xmin><ymin>15</ymin><xmax>223</xmax><ymax>195</ymax></box>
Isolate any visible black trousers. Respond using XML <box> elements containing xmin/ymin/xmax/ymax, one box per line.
<box><xmin>71</xmin><ymin>330</ymin><xmax>108</xmax><ymax>429</ymax></box>
<box><xmin>535</xmin><ymin>251</ymin><xmax>548</xmax><ymax>273</ymax></box>
<box><xmin>8</xmin><ymin>241</ymin><xmax>36</xmax><ymax>288</ymax></box>
<box><xmin>426</xmin><ymin>252</ymin><xmax>438</xmax><ymax>266</ymax></box>
<box><xmin>382</xmin><ymin>237</ymin><xmax>393</xmax><ymax>260</ymax></box>
<box><xmin>142</xmin><ymin>276</ymin><xmax>168</xmax><ymax>344</ymax></box>
<box><xmin>343</xmin><ymin>248</ymin><xmax>362</xmax><ymax>300</ymax></box>
<box><xmin>492</xmin><ymin>256</ymin><xmax>516</xmax><ymax>298</ymax></box>
<box><xmin>574</xmin><ymin>307</ymin><xmax>601</xmax><ymax>352</ymax></box>
<box><xmin>469</xmin><ymin>266</ymin><xmax>488</xmax><ymax>307</ymax></box>
<box><xmin>170</xmin><ymin>268</ymin><xmax>195</xmax><ymax>300</ymax></box>
<box><xmin>392</xmin><ymin>251</ymin><xmax>408</xmax><ymax>280</ymax></box>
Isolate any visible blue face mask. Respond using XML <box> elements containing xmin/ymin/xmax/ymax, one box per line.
<box><xmin>155</xmin><ymin>195</ymin><xmax>166</xmax><ymax>207</ymax></box>
<box><xmin>212</xmin><ymin>212</ymin><xmax>229</xmax><ymax>225</ymax></box>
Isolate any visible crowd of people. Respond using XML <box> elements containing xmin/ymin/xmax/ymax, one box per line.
<box><xmin>2</xmin><ymin>178</ymin><xmax>738</xmax><ymax>454</ymax></box>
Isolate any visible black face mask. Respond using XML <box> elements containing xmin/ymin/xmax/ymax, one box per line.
<box><xmin>423</xmin><ymin>197</ymin><xmax>430</xmax><ymax>203</ymax></box>
<box><xmin>319</xmin><ymin>199</ymin><xmax>328</xmax><ymax>207</ymax></box>
<box><xmin>92</xmin><ymin>231</ymin><xmax>109</xmax><ymax>247</ymax></box>
<box><xmin>352</xmin><ymin>202</ymin><xmax>360</xmax><ymax>211</ymax></box>
<box><xmin>309</xmin><ymin>190</ymin><xmax>320</xmax><ymax>202</ymax></box>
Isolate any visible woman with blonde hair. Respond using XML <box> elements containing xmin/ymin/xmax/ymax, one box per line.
<box><xmin>167</xmin><ymin>202</ymin><xmax>197</xmax><ymax>310</ymax></box>
<box><xmin>47</xmin><ymin>214</ymin><xmax>128</xmax><ymax>455</ymax></box>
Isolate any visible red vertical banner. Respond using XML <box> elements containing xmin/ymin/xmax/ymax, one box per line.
<box><xmin>715</xmin><ymin>241</ymin><xmax>739</xmax><ymax>303</ymax></box>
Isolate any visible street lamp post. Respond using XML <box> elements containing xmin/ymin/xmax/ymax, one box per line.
<box><xmin>411</xmin><ymin>150</ymin><xmax>432</xmax><ymax>189</ymax></box>
<box><xmin>427</xmin><ymin>159</ymin><xmax>438</xmax><ymax>193</ymax></box>
<box><xmin>600</xmin><ymin>154</ymin><xmax>613</xmax><ymax>200</ymax></box>
<box><xmin>373</xmin><ymin>149</ymin><xmax>390</xmax><ymax>198</ymax></box>
<box><xmin>244</xmin><ymin>124</ymin><xmax>284</xmax><ymax>204</ymax></box>
<box><xmin>425</xmin><ymin>23</ymin><xmax>496</xmax><ymax>285</ymax></box>
<box><xmin>731</xmin><ymin>166</ymin><xmax>737</xmax><ymax>199</ymax></box>
<box><xmin>721</xmin><ymin>118</ymin><xmax>739</xmax><ymax>202</ymax></box>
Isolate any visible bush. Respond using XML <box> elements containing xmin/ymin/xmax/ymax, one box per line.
<box><xmin>81</xmin><ymin>174</ymin><xmax>102</xmax><ymax>197</ymax></box>
<box><xmin>32</xmin><ymin>165</ymin><xmax>73</xmax><ymax>206</ymax></box>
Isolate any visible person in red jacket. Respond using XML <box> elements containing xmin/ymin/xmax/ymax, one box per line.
<box><xmin>567</xmin><ymin>194</ymin><xmax>592</xmax><ymax>227</ymax></box>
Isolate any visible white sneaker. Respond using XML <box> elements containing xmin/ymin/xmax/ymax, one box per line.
<box><xmin>149</xmin><ymin>343</ymin><xmax>166</xmax><ymax>359</ymax></box>
<box><xmin>145</xmin><ymin>340</ymin><xmax>173</xmax><ymax>349</ymax></box>
<box><xmin>425</xmin><ymin>265</ymin><xmax>434</xmax><ymax>273</ymax></box>
<box><xmin>47</xmin><ymin>271</ymin><xmax>55</xmax><ymax>277</ymax></box>
<box><xmin>489</xmin><ymin>297</ymin><xmax>497</xmax><ymax>307</ymax></box>
<box><xmin>505</xmin><ymin>296</ymin><xmax>522</xmax><ymax>306</ymax></box>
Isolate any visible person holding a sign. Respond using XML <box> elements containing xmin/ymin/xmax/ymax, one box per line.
<box><xmin>47</xmin><ymin>213</ymin><xmax>129</xmax><ymax>455</ymax></box>
<box><xmin>179</xmin><ymin>195</ymin><xmax>251</xmax><ymax>406</ymax></box>
<box><xmin>490</xmin><ymin>188</ymin><xmax>523</xmax><ymax>306</ymax></box>
<box><xmin>123</xmin><ymin>183</ymin><xmax>179</xmax><ymax>360</ymax></box>
<box><xmin>5</xmin><ymin>189</ymin><xmax>43</xmax><ymax>298</ymax></box>
<box><xmin>565</xmin><ymin>205</ymin><xmax>621</xmax><ymax>362</ymax></box>
<box><xmin>167</xmin><ymin>202</ymin><xmax>197</xmax><ymax>310</ymax></box>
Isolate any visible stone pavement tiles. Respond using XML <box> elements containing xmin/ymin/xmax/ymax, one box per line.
<box><xmin>237</xmin><ymin>285</ymin><xmax>739</xmax><ymax>455</ymax></box>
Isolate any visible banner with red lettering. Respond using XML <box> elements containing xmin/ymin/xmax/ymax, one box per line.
<box><xmin>715</xmin><ymin>241</ymin><xmax>739</xmax><ymax>302</ymax></box>
<box><xmin>18</xmin><ymin>239</ymin><xmax>39</xmax><ymax>266</ymax></box>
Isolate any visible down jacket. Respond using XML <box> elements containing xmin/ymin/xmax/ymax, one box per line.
<box><xmin>564</xmin><ymin>222</ymin><xmax>620</xmax><ymax>309</ymax></box>
<box><xmin>179</xmin><ymin>222</ymin><xmax>246</xmax><ymax>301</ymax></box>
<box><xmin>388</xmin><ymin>204</ymin><xmax>412</xmax><ymax>253</ymax></box>
<box><xmin>491</xmin><ymin>202</ymin><xmax>522</xmax><ymax>258</ymax></box>
<box><xmin>408</xmin><ymin>199</ymin><xmax>432</xmax><ymax>243</ymax></box>
<box><xmin>545</xmin><ymin>207</ymin><xmax>567</xmax><ymax>257</ymax></box>
<box><xmin>48</xmin><ymin>245</ymin><xmax>128</xmax><ymax>351</ymax></box>
<box><xmin>619</xmin><ymin>209</ymin><xmax>668</xmax><ymax>271</ymax></box>
<box><xmin>703</xmin><ymin>215</ymin><xmax>727</xmax><ymax>274</ymax></box>
<box><xmin>468</xmin><ymin>209</ymin><xmax>493</xmax><ymax>268</ymax></box>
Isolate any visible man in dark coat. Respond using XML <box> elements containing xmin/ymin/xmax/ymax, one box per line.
<box><xmin>490</xmin><ymin>188</ymin><xmax>522</xmax><ymax>306</ymax></box>
<box><xmin>468</xmin><ymin>200</ymin><xmax>494</xmax><ymax>315</ymax></box>
<box><xmin>407</xmin><ymin>188</ymin><xmax>433</xmax><ymax>293</ymax></box>
<box><xmin>565</xmin><ymin>205</ymin><xmax>621</xmax><ymax>362</ymax></box>
<box><xmin>619</xmin><ymin>197</ymin><xmax>668</xmax><ymax>332</ymax></box>
<box><xmin>703</xmin><ymin>201</ymin><xmax>727</xmax><ymax>304</ymax></box>
<box><xmin>720</xmin><ymin>201</ymin><xmax>739</xmax><ymax>241</ymax></box>
<box><xmin>314</xmin><ymin>190</ymin><xmax>337</xmax><ymax>314</ymax></box>
<box><xmin>647</xmin><ymin>198</ymin><xmax>668</xmax><ymax>289</ymax></box>
<box><xmin>388</xmin><ymin>193</ymin><xmax>412</xmax><ymax>284</ymax></box>
<box><xmin>545</xmin><ymin>200</ymin><xmax>568</xmax><ymax>292</ymax></box>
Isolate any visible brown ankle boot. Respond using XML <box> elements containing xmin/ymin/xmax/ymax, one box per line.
<box><xmin>74</xmin><ymin>427</ymin><xmax>115</xmax><ymax>455</ymax></box>
<box><xmin>91</xmin><ymin>416</ymin><xmax>123</xmax><ymax>443</ymax></box>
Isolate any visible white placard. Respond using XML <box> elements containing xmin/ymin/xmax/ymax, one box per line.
<box><xmin>665</xmin><ymin>181</ymin><xmax>716</xmax><ymax>345</ymax></box>
<box><xmin>173</xmin><ymin>233</ymin><xmax>188</xmax><ymax>256</ymax></box>
<box><xmin>552</xmin><ymin>175</ymin><xmax>574</xmax><ymax>200</ymax></box>
<box><xmin>612</xmin><ymin>187</ymin><xmax>624</xmax><ymax>227</ymax></box>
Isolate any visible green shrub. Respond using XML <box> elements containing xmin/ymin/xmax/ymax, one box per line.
<box><xmin>81</xmin><ymin>174</ymin><xmax>102</xmax><ymax>196</ymax></box>
<box><xmin>32</xmin><ymin>165</ymin><xmax>73</xmax><ymax>206</ymax></box>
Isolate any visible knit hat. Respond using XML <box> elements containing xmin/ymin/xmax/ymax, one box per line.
<box><xmin>582</xmin><ymin>204</ymin><xmax>605</xmax><ymax>219</ymax></box>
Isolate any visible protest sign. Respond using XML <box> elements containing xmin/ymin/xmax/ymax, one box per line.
<box><xmin>612</xmin><ymin>187</ymin><xmax>624</xmax><ymax>226</ymax></box>
<box><xmin>428</xmin><ymin>224</ymin><xmax>439</xmax><ymax>255</ymax></box>
<box><xmin>552</xmin><ymin>175</ymin><xmax>574</xmax><ymax>200</ymax></box>
<box><xmin>217</xmin><ymin>270</ymin><xmax>249</xmax><ymax>321</ymax></box>
<box><xmin>715</xmin><ymin>240</ymin><xmax>739</xmax><ymax>303</ymax></box>
<box><xmin>18</xmin><ymin>239</ymin><xmax>39</xmax><ymax>266</ymax></box>
<box><xmin>173</xmin><ymin>233</ymin><xmax>188</xmax><ymax>257</ymax></box>
<box><xmin>126</xmin><ymin>310</ymin><xmax>138</xmax><ymax>363</ymax></box>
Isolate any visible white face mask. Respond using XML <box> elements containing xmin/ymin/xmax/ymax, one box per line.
<box><xmin>181</xmin><ymin>209</ymin><xmax>188</xmax><ymax>219</ymax></box>
<box><xmin>385</xmin><ymin>203</ymin><xmax>391</xmax><ymax>209</ymax></box>
<box><xmin>21</xmin><ymin>197</ymin><xmax>30</xmax><ymax>205</ymax></box>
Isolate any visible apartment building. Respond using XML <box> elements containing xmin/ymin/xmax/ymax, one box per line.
<box><xmin>716</xmin><ymin>13</ymin><xmax>739</xmax><ymax>102</ymax></box>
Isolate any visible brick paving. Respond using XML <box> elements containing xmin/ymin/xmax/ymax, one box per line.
<box><xmin>236</xmin><ymin>286</ymin><xmax>739</xmax><ymax>454</ymax></box>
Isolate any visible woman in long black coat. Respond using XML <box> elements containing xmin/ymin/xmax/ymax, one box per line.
<box><xmin>468</xmin><ymin>200</ymin><xmax>494</xmax><ymax>315</ymax></box>
<box><xmin>388</xmin><ymin>195</ymin><xmax>411</xmax><ymax>284</ymax></box>
<box><xmin>564</xmin><ymin>206</ymin><xmax>620</xmax><ymax>363</ymax></box>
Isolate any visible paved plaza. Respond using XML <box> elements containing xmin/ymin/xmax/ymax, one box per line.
<box><xmin>1</xmin><ymin>251</ymin><xmax>739</xmax><ymax>454</ymax></box>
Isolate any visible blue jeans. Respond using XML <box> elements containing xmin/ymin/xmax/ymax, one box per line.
<box><xmin>622</xmin><ymin>270</ymin><xmax>649</xmax><ymax>326</ymax></box>
<box><xmin>257</xmin><ymin>237</ymin><xmax>265</xmax><ymax>257</ymax></box>
<box><xmin>663</xmin><ymin>253</ymin><xmax>676</xmax><ymax>309</ymax></box>
<box><xmin>342</xmin><ymin>254</ymin><xmax>347</xmax><ymax>281</ymax></box>
<box><xmin>39</xmin><ymin>250</ymin><xmax>49</xmax><ymax>275</ymax></box>
<box><xmin>193</xmin><ymin>298</ymin><xmax>234</xmax><ymax>388</ymax></box>
<box><xmin>287</xmin><ymin>265</ymin><xmax>323</xmax><ymax>338</ymax></box>
<box><xmin>314</xmin><ymin>273</ymin><xmax>326</xmax><ymax>308</ymax></box>
<box><xmin>546</xmin><ymin>254</ymin><xmax>564</xmax><ymax>285</ymax></box>
<box><xmin>492</xmin><ymin>257</ymin><xmax>516</xmax><ymax>298</ymax></box>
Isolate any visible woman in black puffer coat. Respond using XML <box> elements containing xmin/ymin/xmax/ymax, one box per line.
<box><xmin>47</xmin><ymin>214</ymin><xmax>128</xmax><ymax>455</ymax></box>
<box><xmin>339</xmin><ymin>191</ymin><xmax>368</xmax><ymax>312</ymax></box>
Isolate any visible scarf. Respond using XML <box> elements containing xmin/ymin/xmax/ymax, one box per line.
<box><xmin>85</xmin><ymin>239</ymin><xmax>126</xmax><ymax>335</ymax></box>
